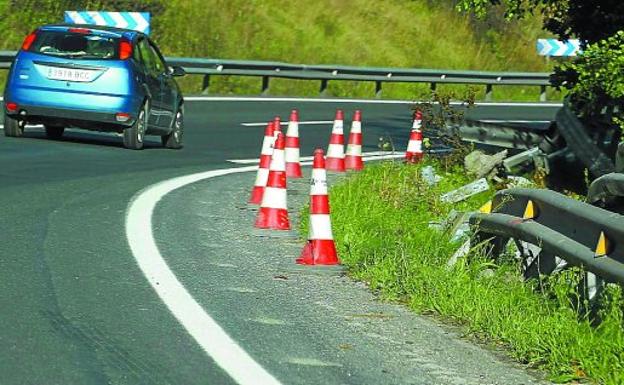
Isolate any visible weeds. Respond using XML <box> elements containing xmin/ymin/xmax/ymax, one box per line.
<box><xmin>306</xmin><ymin>160</ymin><xmax>624</xmax><ymax>384</ymax></box>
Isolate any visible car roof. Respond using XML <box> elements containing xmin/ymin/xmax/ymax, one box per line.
<box><xmin>39</xmin><ymin>23</ymin><xmax>145</xmax><ymax>40</ymax></box>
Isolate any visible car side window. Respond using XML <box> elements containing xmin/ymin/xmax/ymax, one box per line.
<box><xmin>138</xmin><ymin>39</ymin><xmax>155</xmax><ymax>76</ymax></box>
<box><xmin>132</xmin><ymin>38</ymin><xmax>143</xmax><ymax>65</ymax></box>
<box><xmin>147</xmin><ymin>40</ymin><xmax>165</xmax><ymax>75</ymax></box>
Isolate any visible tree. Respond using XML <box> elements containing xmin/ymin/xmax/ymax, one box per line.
<box><xmin>458</xmin><ymin>0</ymin><xmax>624</xmax><ymax>133</ymax></box>
<box><xmin>456</xmin><ymin>0</ymin><xmax>624</xmax><ymax>45</ymax></box>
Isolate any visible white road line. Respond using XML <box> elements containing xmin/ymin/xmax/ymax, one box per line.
<box><xmin>184</xmin><ymin>96</ymin><xmax>563</xmax><ymax>107</ymax></box>
<box><xmin>228</xmin><ymin>151</ymin><xmax>397</xmax><ymax>164</ymax></box>
<box><xmin>125</xmin><ymin>154</ymin><xmax>404</xmax><ymax>384</ymax></box>
<box><xmin>126</xmin><ymin>166</ymin><xmax>283</xmax><ymax>385</ymax></box>
<box><xmin>241</xmin><ymin>120</ymin><xmax>333</xmax><ymax>127</ymax></box>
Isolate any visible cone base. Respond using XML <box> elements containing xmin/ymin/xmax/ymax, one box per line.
<box><xmin>296</xmin><ymin>242</ymin><xmax>314</xmax><ymax>265</ymax></box>
<box><xmin>405</xmin><ymin>152</ymin><xmax>423</xmax><ymax>164</ymax></box>
<box><xmin>249</xmin><ymin>186</ymin><xmax>264</xmax><ymax>205</ymax></box>
<box><xmin>286</xmin><ymin>162</ymin><xmax>303</xmax><ymax>178</ymax></box>
<box><xmin>326</xmin><ymin>157</ymin><xmax>346</xmax><ymax>172</ymax></box>
<box><xmin>345</xmin><ymin>156</ymin><xmax>364</xmax><ymax>171</ymax></box>
<box><xmin>255</xmin><ymin>207</ymin><xmax>290</xmax><ymax>230</ymax></box>
<box><xmin>296</xmin><ymin>240</ymin><xmax>339</xmax><ymax>265</ymax></box>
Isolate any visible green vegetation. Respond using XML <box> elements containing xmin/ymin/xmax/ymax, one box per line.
<box><xmin>459</xmin><ymin>0</ymin><xmax>624</xmax><ymax>127</ymax></box>
<box><xmin>457</xmin><ymin>0</ymin><xmax>624</xmax><ymax>45</ymax></box>
<box><xmin>0</xmin><ymin>0</ymin><xmax>557</xmax><ymax>100</ymax></box>
<box><xmin>556</xmin><ymin>32</ymin><xmax>624</xmax><ymax>130</ymax></box>
<box><xmin>303</xmin><ymin>160</ymin><xmax>624</xmax><ymax>384</ymax></box>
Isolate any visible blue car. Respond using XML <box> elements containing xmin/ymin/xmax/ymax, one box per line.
<box><xmin>3</xmin><ymin>24</ymin><xmax>185</xmax><ymax>149</ymax></box>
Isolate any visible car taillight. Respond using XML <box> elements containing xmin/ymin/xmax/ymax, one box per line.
<box><xmin>5</xmin><ymin>102</ymin><xmax>18</xmax><ymax>112</ymax></box>
<box><xmin>21</xmin><ymin>31</ymin><xmax>37</xmax><ymax>51</ymax></box>
<box><xmin>116</xmin><ymin>113</ymin><xmax>131</xmax><ymax>122</ymax></box>
<box><xmin>68</xmin><ymin>28</ymin><xmax>91</xmax><ymax>34</ymax></box>
<box><xmin>119</xmin><ymin>39</ymin><xmax>133</xmax><ymax>60</ymax></box>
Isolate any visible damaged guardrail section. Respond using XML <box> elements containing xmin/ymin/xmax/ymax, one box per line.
<box><xmin>470</xmin><ymin>188</ymin><xmax>624</xmax><ymax>285</ymax></box>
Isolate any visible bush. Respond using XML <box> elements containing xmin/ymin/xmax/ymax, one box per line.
<box><xmin>554</xmin><ymin>31</ymin><xmax>624</xmax><ymax>130</ymax></box>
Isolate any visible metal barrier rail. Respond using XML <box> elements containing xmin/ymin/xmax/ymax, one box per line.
<box><xmin>470</xmin><ymin>188</ymin><xmax>624</xmax><ymax>284</ymax></box>
<box><xmin>556</xmin><ymin>103</ymin><xmax>615</xmax><ymax>178</ymax></box>
<box><xmin>0</xmin><ymin>50</ymin><xmax>553</xmax><ymax>101</ymax></box>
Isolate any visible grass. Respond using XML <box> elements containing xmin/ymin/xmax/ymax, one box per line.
<box><xmin>302</xmin><ymin>160</ymin><xmax>624</xmax><ymax>384</ymax></box>
<box><xmin>0</xmin><ymin>0</ymin><xmax>559</xmax><ymax>100</ymax></box>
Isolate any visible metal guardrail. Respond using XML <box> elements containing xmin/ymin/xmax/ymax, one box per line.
<box><xmin>445</xmin><ymin>121</ymin><xmax>546</xmax><ymax>150</ymax></box>
<box><xmin>0</xmin><ymin>50</ymin><xmax>553</xmax><ymax>101</ymax></box>
<box><xmin>470</xmin><ymin>188</ymin><xmax>624</xmax><ymax>285</ymax></box>
<box><xmin>556</xmin><ymin>103</ymin><xmax>615</xmax><ymax>178</ymax></box>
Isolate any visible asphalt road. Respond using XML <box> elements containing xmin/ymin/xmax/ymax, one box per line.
<box><xmin>0</xmin><ymin>97</ymin><xmax>557</xmax><ymax>385</ymax></box>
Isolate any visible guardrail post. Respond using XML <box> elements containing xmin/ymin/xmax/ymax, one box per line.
<box><xmin>430</xmin><ymin>82</ymin><xmax>437</xmax><ymax>92</ymax></box>
<box><xmin>485</xmin><ymin>84</ymin><xmax>493</xmax><ymax>101</ymax></box>
<box><xmin>540</xmin><ymin>85</ymin><xmax>547</xmax><ymax>102</ymax></box>
<box><xmin>202</xmin><ymin>75</ymin><xmax>210</xmax><ymax>94</ymax></box>
<box><xmin>261</xmin><ymin>76</ymin><xmax>270</xmax><ymax>95</ymax></box>
<box><xmin>320</xmin><ymin>79</ymin><xmax>328</xmax><ymax>96</ymax></box>
<box><xmin>375</xmin><ymin>81</ymin><xmax>382</xmax><ymax>99</ymax></box>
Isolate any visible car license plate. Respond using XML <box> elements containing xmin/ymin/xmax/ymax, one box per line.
<box><xmin>46</xmin><ymin>67</ymin><xmax>95</xmax><ymax>82</ymax></box>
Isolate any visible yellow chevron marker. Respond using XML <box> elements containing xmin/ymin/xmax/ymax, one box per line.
<box><xmin>595</xmin><ymin>231</ymin><xmax>610</xmax><ymax>257</ymax></box>
<box><xmin>523</xmin><ymin>200</ymin><xmax>537</xmax><ymax>219</ymax></box>
<box><xmin>479</xmin><ymin>201</ymin><xmax>492</xmax><ymax>214</ymax></box>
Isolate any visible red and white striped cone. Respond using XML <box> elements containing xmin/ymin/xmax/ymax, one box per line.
<box><xmin>297</xmin><ymin>149</ymin><xmax>339</xmax><ymax>265</ymax></box>
<box><xmin>345</xmin><ymin>110</ymin><xmax>363</xmax><ymax>171</ymax></box>
<box><xmin>285</xmin><ymin>109</ymin><xmax>302</xmax><ymax>178</ymax></box>
<box><xmin>273</xmin><ymin>116</ymin><xmax>282</xmax><ymax>134</ymax></box>
<box><xmin>405</xmin><ymin>110</ymin><xmax>424</xmax><ymax>163</ymax></box>
<box><xmin>249</xmin><ymin>121</ymin><xmax>277</xmax><ymax>204</ymax></box>
<box><xmin>326</xmin><ymin>109</ymin><xmax>346</xmax><ymax>172</ymax></box>
<box><xmin>255</xmin><ymin>132</ymin><xmax>290</xmax><ymax>230</ymax></box>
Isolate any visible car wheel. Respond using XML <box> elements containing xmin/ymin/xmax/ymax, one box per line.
<box><xmin>45</xmin><ymin>125</ymin><xmax>65</xmax><ymax>140</ymax></box>
<box><xmin>123</xmin><ymin>102</ymin><xmax>148</xmax><ymax>150</ymax></box>
<box><xmin>162</xmin><ymin>105</ymin><xmax>184</xmax><ymax>149</ymax></box>
<box><xmin>4</xmin><ymin>113</ymin><xmax>24</xmax><ymax>137</ymax></box>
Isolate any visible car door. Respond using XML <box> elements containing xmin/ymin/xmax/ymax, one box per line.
<box><xmin>147</xmin><ymin>39</ymin><xmax>176</xmax><ymax>129</ymax></box>
<box><xmin>136</xmin><ymin>38</ymin><xmax>162</xmax><ymax>127</ymax></box>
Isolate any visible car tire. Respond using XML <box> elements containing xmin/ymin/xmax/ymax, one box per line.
<box><xmin>123</xmin><ymin>102</ymin><xmax>148</xmax><ymax>150</ymax></box>
<box><xmin>4</xmin><ymin>113</ymin><xmax>24</xmax><ymax>137</ymax></box>
<box><xmin>45</xmin><ymin>125</ymin><xmax>65</xmax><ymax>140</ymax></box>
<box><xmin>162</xmin><ymin>105</ymin><xmax>184</xmax><ymax>149</ymax></box>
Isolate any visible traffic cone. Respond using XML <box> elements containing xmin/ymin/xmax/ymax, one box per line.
<box><xmin>405</xmin><ymin>110</ymin><xmax>424</xmax><ymax>163</ymax></box>
<box><xmin>285</xmin><ymin>109</ymin><xmax>302</xmax><ymax>178</ymax></box>
<box><xmin>345</xmin><ymin>110</ymin><xmax>363</xmax><ymax>171</ymax></box>
<box><xmin>273</xmin><ymin>116</ymin><xmax>282</xmax><ymax>133</ymax></box>
<box><xmin>249</xmin><ymin>121</ymin><xmax>277</xmax><ymax>204</ymax></box>
<box><xmin>255</xmin><ymin>132</ymin><xmax>290</xmax><ymax>230</ymax></box>
<box><xmin>297</xmin><ymin>149</ymin><xmax>340</xmax><ymax>265</ymax></box>
<box><xmin>326</xmin><ymin>109</ymin><xmax>346</xmax><ymax>172</ymax></box>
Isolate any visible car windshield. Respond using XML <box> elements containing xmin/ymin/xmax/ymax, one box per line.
<box><xmin>29</xmin><ymin>30</ymin><xmax>119</xmax><ymax>59</ymax></box>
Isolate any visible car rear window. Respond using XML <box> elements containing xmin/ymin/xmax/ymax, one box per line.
<box><xmin>28</xmin><ymin>30</ymin><xmax>120</xmax><ymax>60</ymax></box>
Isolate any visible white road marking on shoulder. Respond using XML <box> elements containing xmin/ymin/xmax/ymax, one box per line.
<box><xmin>241</xmin><ymin>120</ymin><xmax>333</xmax><ymax>127</ymax></box>
<box><xmin>227</xmin><ymin>151</ymin><xmax>398</xmax><ymax>164</ymax></box>
<box><xmin>184</xmin><ymin>96</ymin><xmax>563</xmax><ymax>107</ymax></box>
<box><xmin>126</xmin><ymin>166</ymin><xmax>283</xmax><ymax>385</ymax></box>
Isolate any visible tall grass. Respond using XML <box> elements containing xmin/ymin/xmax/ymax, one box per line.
<box><xmin>0</xmin><ymin>0</ymin><xmax>556</xmax><ymax>100</ymax></box>
<box><xmin>307</xmin><ymin>160</ymin><xmax>624</xmax><ymax>384</ymax></box>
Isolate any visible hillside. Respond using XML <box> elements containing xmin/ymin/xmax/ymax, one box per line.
<box><xmin>0</xmin><ymin>0</ymin><xmax>553</xmax><ymax>99</ymax></box>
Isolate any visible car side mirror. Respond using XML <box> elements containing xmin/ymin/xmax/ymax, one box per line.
<box><xmin>167</xmin><ymin>65</ymin><xmax>186</xmax><ymax>77</ymax></box>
